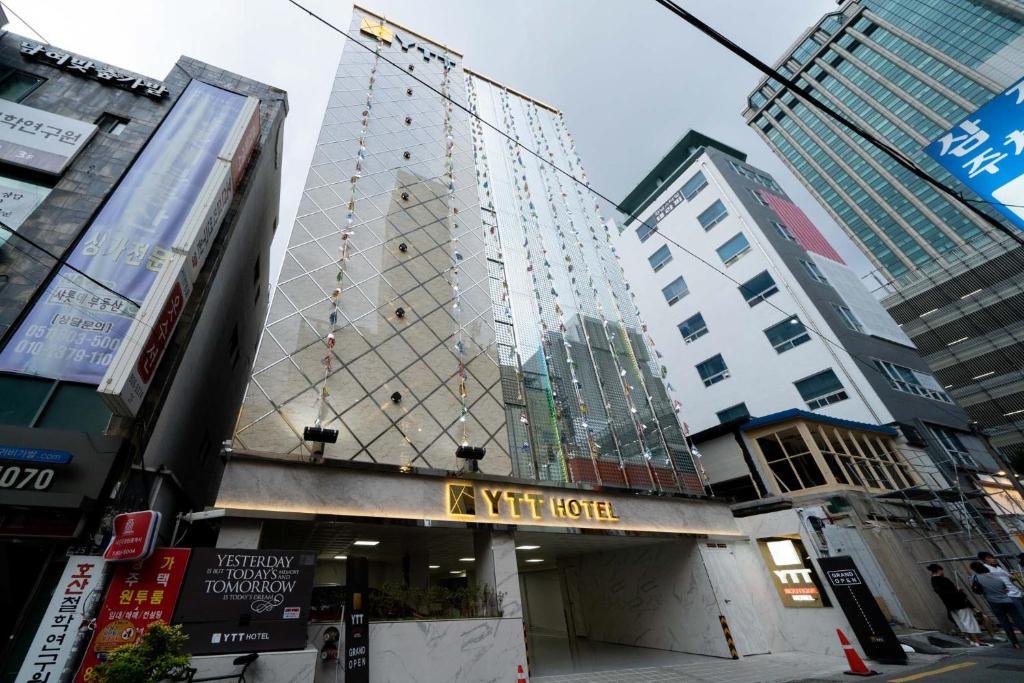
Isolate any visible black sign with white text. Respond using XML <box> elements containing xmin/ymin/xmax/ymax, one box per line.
<box><xmin>817</xmin><ymin>556</ymin><xmax>906</xmax><ymax>664</ymax></box>
<box><xmin>173</xmin><ymin>548</ymin><xmax>315</xmax><ymax>655</ymax></box>
<box><xmin>344</xmin><ymin>557</ymin><xmax>369</xmax><ymax>683</ymax></box>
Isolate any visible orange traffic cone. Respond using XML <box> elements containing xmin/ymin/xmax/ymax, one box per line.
<box><xmin>516</xmin><ymin>663</ymin><xmax>527</xmax><ymax>682</ymax></box>
<box><xmin>836</xmin><ymin>629</ymin><xmax>878</xmax><ymax>677</ymax></box>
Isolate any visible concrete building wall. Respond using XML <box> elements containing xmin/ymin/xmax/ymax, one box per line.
<box><xmin>614</xmin><ymin>145</ymin><xmax>893</xmax><ymax>435</ymax></box>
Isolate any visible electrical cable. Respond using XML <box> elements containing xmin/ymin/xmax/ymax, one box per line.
<box><xmin>284</xmin><ymin>0</ymin><xmax>1023</xmax><ymax>506</ymax></box>
<box><xmin>0</xmin><ymin>222</ymin><xmax>142</xmax><ymax>307</ymax></box>
<box><xmin>0</xmin><ymin>1</ymin><xmax>50</xmax><ymax>44</ymax></box>
<box><xmin>651</xmin><ymin>0</ymin><xmax>1024</xmax><ymax>250</ymax></box>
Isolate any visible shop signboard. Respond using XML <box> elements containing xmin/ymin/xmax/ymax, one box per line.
<box><xmin>16</xmin><ymin>555</ymin><xmax>107</xmax><ymax>683</ymax></box>
<box><xmin>173</xmin><ymin>548</ymin><xmax>315</xmax><ymax>655</ymax></box>
<box><xmin>103</xmin><ymin>510</ymin><xmax>161</xmax><ymax>562</ymax></box>
<box><xmin>0</xmin><ymin>98</ymin><xmax>96</xmax><ymax>175</ymax></box>
<box><xmin>344</xmin><ymin>557</ymin><xmax>369</xmax><ymax>683</ymax></box>
<box><xmin>75</xmin><ymin>547</ymin><xmax>190</xmax><ymax>683</ymax></box>
<box><xmin>0</xmin><ymin>80</ymin><xmax>254</xmax><ymax>393</ymax></box>
<box><xmin>817</xmin><ymin>556</ymin><xmax>906</xmax><ymax>664</ymax></box>
<box><xmin>99</xmin><ymin>91</ymin><xmax>260</xmax><ymax>416</ymax></box>
<box><xmin>925</xmin><ymin>75</ymin><xmax>1024</xmax><ymax>233</ymax></box>
<box><xmin>0</xmin><ymin>426</ymin><xmax>122</xmax><ymax>513</ymax></box>
<box><xmin>758</xmin><ymin>538</ymin><xmax>828</xmax><ymax>608</ymax></box>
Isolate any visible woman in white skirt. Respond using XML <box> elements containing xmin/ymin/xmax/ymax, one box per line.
<box><xmin>928</xmin><ymin>564</ymin><xmax>990</xmax><ymax>646</ymax></box>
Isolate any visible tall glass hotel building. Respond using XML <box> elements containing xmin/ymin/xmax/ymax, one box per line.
<box><xmin>233</xmin><ymin>6</ymin><xmax>701</xmax><ymax>493</ymax></box>
<box><xmin>744</xmin><ymin>0</ymin><xmax>1024</xmax><ymax>462</ymax></box>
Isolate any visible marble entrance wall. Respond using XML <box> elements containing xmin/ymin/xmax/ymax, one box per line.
<box><xmin>570</xmin><ymin>540</ymin><xmax>732</xmax><ymax>658</ymax></box>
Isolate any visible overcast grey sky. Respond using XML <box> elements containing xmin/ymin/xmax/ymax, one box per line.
<box><xmin>6</xmin><ymin>0</ymin><xmax>873</xmax><ymax>285</ymax></box>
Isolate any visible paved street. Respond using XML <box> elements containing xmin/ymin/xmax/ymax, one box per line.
<box><xmin>874</xmin><ymin>646</ymin><xmax>1024</xmax><ymax>683</ymax></box>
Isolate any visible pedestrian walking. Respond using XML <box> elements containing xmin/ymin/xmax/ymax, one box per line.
<box><xmin>927</xmin><ymin>564</ymin><xmax>987</xmax><ymax>646</ymax></box>
<box><xmin>970</xmin><ymin>561</ymin><xmax>1024</xmax><ymax>648</ymax></box>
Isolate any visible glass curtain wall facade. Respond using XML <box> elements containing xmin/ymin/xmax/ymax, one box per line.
<box><xmin>744</xmin><ymin>0</ymin><xmax>1024</xmax><ymax>463</ymax></box>
<box><xmin>234</xmin><ymin>8</ymin><xmax>701</xmax><ymax>494</ymax></box>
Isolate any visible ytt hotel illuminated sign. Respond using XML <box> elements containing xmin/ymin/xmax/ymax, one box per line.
<box><xmin>447</xmin><ymin>482</ymin><xmax>620</xmax><ymax>523</ymax></box>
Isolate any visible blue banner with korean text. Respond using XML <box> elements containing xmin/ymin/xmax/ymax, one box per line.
<box><xmin>0</xmin><ymin>81</ymin><xmax>246</xmax><ymax>383</ymax></box>
<box><xmin>924</xmin><ymin>76</ymin><xmax>1024</xmax><ymax>232</ymax></box>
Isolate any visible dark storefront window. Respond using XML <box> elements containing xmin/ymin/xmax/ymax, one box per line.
<box><xmin>0</xmin><ymin>375</ymin><xmax>110</xmax><ymax>432</ymax></box>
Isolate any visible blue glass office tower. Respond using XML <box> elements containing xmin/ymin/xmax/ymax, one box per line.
<box><xmin>744</xmin><ymin>0</ymin><xmax>1024</xmax><ymax>464</ymax></box>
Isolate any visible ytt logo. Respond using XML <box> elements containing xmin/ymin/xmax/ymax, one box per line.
<box><xmin>447</xmin><ymin>483</ymin><xmax>476</xmax><ymax>517</ymax></box>
<box><xmin>357</xmin><ymin>17</ymin><xmax>456</xmax><ymax>67</ymax></box>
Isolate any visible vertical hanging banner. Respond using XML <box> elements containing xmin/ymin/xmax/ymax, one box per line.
<box><xmin>16</xmin><ymin>556</ymin><xmax>107</xmax><ymax>683</ymax></box>
<box><xmin>74</xmin><ymin>547</ymin><xmax>190</xmax><ymax>683</ymax></box>
<box><xmin>0</xmin><ymin>81</ymin><xmax>258</xmax><ymax>406</ymax></box>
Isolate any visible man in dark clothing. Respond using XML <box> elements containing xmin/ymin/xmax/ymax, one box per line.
<box><xmin>971</xmin><ymin>561</ymin><xmax>1024</xmax><ymax>648</ymax></box>
<box><xmin>928</xmin><ymin>564</ymin><xmax>986</xmax><ymax>645</ymax></box>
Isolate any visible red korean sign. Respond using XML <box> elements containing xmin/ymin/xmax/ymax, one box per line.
<box><xmin>137</xmin><ymin>282</ymin><xmax>184</xmax><ymax>384</ymax></box>
<box><xmin>104</xmin><ymin>510</ymin><xmax>159</xmax><ymax>562</ymax></box>
<box><xmin>75</xmin><ymin>547</ymin><xmax>190</xmax><ymax>683</ymax></box>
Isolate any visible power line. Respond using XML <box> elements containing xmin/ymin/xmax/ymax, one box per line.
<box><xmin>651</xmin><ymin>0</ymin><xmax>1024</xmax><ymax>250</ymax></box>
<box><xmin>283</xmin><ymin>1</ymin><xmax>1020</xmax><ymax>476</ymax></box>
<box><xmin>0</xmin><ymin>222</ymin><xmax>141</xmax><ymax>307</ymax></box>
<box><xmin>0</xmin><ymin>1</ymin><xmax>50</xmax><ymax>44</ymax></box>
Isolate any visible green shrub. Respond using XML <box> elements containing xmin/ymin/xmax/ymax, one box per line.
<box><xmin>94</xmin><ymin>623</ymin><xmax>191</xmax><ymax>683</ymax></box>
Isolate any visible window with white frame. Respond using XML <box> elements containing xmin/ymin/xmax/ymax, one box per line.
<box><xmin>795</xmin><ymin>369</ymin><xmax>848</xmax><ymax>409</ymax></box>
<box><xmin>832</xmin><ymin>303</ymin><xmax>864</xmax><ymax>333</ymax></box>
<box><xmin>678</xmin><ymin>312</ymin><xmax>708</xmax><ymax>343</ymax></box>
<box><xmin>772</xmin><ymin>220</ymin><xmax>796</xmax><ymax>242</ymax></box>
<box><xmin>801</xmin><ymin>259</ymin><xmax>829</xmax><ymax>284</ymax></box>
<box><xmin>872</xmin><ymin>359</ymin><xmax>952</xmax><ymax>403</ymax></box>
<box><xmin>636</xmin><ymin>218</ymin><xmax>656</xmax><ymax>243</ymax></box>
<box><xmin>716</xmin><ymin>232</ymin><xmax>751</xmax><ymax>265</ymax></box>
<box><xmin>927</xmin><ymin>425</ymin><xmax>979</xmax><ymax>468</ymax></box>
<box><xmin>764</xmin><ymin>316</ymin><xmax>811</xmax><ymax>352</ymax></box>
<box><xmin>739</xmin><ymin>270</ymin><xmax>778</xmax><ymax>306</ymax></box>
<box><xmin>648</xmin><ymin>244</ymin><xmax>673</xmax><ymax>272</ymax></box>
<box><xmin>662</xmin><ymin>276</ymin><xmax>689</xmax><ymax>306</ymax></box>
<box><xmin>696</xmin><ymin>354</ymin><xmax>730</xmax><ymax>387</ymax></box>
<box><xmin>749</xmin><ymin>188</ymin><xmax>769</xmax><ymax>206</ymax></box>
<box><xmin>681</xmin><ymin>171</ymin><xmax>708</xmax><ymax>200</ymax></box>
<box><xmin>698</xmin><ymin>199</ymin><xmax>728</xmax><ymax>231</ymax></box>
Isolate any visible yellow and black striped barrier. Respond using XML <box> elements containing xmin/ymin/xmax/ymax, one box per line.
<box><xmin>719</xmin><ymin>614</ymin><xmax>738</xmax><ymax>659</ymax></box>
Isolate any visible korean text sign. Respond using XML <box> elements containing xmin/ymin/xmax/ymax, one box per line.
<box><xmin>16</xmin><ymin>556</ymin><xmax>107</xmax><ymax>683</ymax></box>
<box><xmin>0</xmin><ymin>98</ymin><xmax>96</xmax><ymax>175</ymax></box>
<box><xmin>74</xmin><ymin>548</ymin><xmax>190</xmax><ymax>683</ymax></box>
<box><xmin>925</xmin><ymin>76</ymin><xmax>1024</xmax><ymax>231</ymax></box>
<box><xmin>0</xmin><ymin>81</ymin><xmax>247</xmax><ymax>384</ymax></box>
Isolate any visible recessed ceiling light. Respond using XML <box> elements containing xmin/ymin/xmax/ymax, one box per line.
<box><xmin>525</xmin><ymin>558</ymin><xmax>544</xmax><ymax>563</ymax></box>
<box><xmin>449</xmin><ymin>570</ymin><xmax>465</xmax><ymax>575</ymax></box>
<box><xmin>333</xmin><ymin>555</ymin><xmax>347</xmax><ymax>560</ymax></box>
<box><xmin>458</xmin><ymin>557</ymin><xmax>475</xmax><ymax>562</ymax></box>
<box><xmin>515</xmin><ymin>545</ymin><xmax>540</xmax><ymax>550</ymax></box>
<box><xmin>429</xmin><ymin>565</ymin><xmax>440</xmax><ymax>569</ymax></box>
<box><xmin>353</xmin><ymin>540</ymin><xmax>379</xmax><ymax>546</ymax></box>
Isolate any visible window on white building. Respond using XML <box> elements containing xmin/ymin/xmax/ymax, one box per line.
<box><xmin>681</xmin><ymin>171</ymin><xmax>708</xmax><ymax>200</ymax></box>
<box><xmin>696</xmin><ymin>354</ymin><xmax>730</xmax><ymax>387</ymax></box>
<box><xmin>795</xmin><ymin>369</ymin><xmax>848</xmax><ymax>409</ymax></box>
<box><xmin>698</xmin><ymin>199</ymin><xmax>728</xmax><ymax>231</ymax></box>
<box><xmin>764</xmin><ymin>316</ymin><xmax>811</xmax><ymax>352</ymax></box>
<box><xmin>678</xmin><ymin>313</ymin><xmax>708</xmax><ymax>343</ymax></box>
<box><xmin>662</xmin><ymin>276</ymin><xmax>689</xmax><ymax>306</ymax></box>
<box><xmin>749</xmin><ymin>188</ymin><xmax>769</xmax><ymax>206</ymax></box>
<box><xmin>716</xmin><ymin>402</ymin><xmax>750</xmax><ymax>423</ymax></box>
<box><xmin>772</xmin><ymin>220</ymin><xmax>796</xmax><ymax>242</ymax></box>
<box><xmin>716</xmin><ymin>233</ymin><xmax>751</xmax><ymax>265</ymax></box>
<box><xmin>739</xmin><ymin>270</ymin><xmax>778</xmax><ymax>306</ymax></box>
<box><xmin>648</xmin><ymin>244</ymin><xmax>673</xmax><ymax>272</ymax></box>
